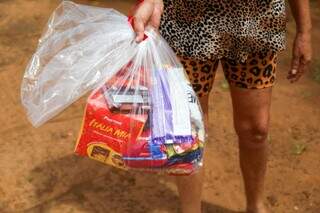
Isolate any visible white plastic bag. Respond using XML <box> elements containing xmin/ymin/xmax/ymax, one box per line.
<box><xmin>21</xmin><ymin>1</ymin><xmax>206</xmax><ymax>175</ymax></box>
<box><xmin>21</xmin><ymin>1</ymin><xmax>138</xmax><ymax>127</ymax></box>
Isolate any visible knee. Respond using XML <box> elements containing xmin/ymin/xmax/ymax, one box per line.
<box><xmin>235</xmin><ymin>120</ymin><xmax>269</xmax><ymax>147</ymax></box>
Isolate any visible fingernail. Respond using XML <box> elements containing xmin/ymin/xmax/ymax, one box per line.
<box><xmin>291</xmin><ymin>69</ymin><xmax>297</xmax><ymax>75</ymax></box>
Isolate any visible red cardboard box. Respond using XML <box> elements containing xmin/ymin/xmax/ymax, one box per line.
<box><xmin>75</xmin><ymin>86</ymin><xmax>148</xmax><ymax>169</ymax></box>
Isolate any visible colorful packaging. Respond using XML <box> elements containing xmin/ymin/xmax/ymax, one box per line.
<box><xmin>75</xmin><ymin>65</ymin><xmax>205</xmax><ymax>175</ymax></box>
<box><xmin>21</xmin><ymin>1</ymin><xmax>207</xmax><ymax>175</ymax></box>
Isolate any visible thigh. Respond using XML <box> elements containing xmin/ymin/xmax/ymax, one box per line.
<box><xmin>230</xmin><ymin>86</ymin><xmax>272</xmax><ymax>132</ymax></box>
<box><xmin>179</xmin><ymin>56</ymin><xmax>219</xmax><ymax>126</ymax></box>
<box><xmin>179</xmin><ymin>56</ymin><xmax>219</xmax><ymax>99</ymax></box>
<box><xmin>221</xmin><ymin>50</ymin><xmax>276</xmax><ymax>136</ymax></box>
<box><xmin>221</xmin><ymin>50</ymin><xmax>278</xmax><ymax>89</ymax></box>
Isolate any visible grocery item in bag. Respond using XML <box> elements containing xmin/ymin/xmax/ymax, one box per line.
<box><xmin>21</xmin><ymin>1</ymin><xmax>206</xmax><ymax>175</ymax></box>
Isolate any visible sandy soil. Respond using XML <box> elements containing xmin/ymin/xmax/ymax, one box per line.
<box><xmin>0</xmin><ymin>0</ymin><xmax>319</xmax><ymax>212</ymax></box>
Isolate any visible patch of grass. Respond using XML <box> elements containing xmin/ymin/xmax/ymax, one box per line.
<box><xmin>311</xmin><ymin>60</ymin><xmax>320</xmax><ymax>84</ymax></box>
<box><xmin>291</xmin><ymin>143</ymin><xmax>307</xmax><ymax>155</ymax></box>
<box><xmin>267</xmin><ymin>135</ymin><xmax>272</xmax><ymax>143</ymax></box>
<box><xmin>300</xmin><ymin>90</ymin><xmax>314</xmax><ymax>99</ymax></box>
<box><xmin>26</xmin><ymin>176</ymin><xmax>34</xmax><ymax>183</ymax></box>
<box><xmin>220</xmin><ymin>79</ymin><xmax>229</xmax><ymax>91</ymax></box>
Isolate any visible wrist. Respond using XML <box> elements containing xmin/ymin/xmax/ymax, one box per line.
<box><xmin>142</xmin><ymin>0</ymin><xmax>154</xmax><ymax>3</ymax></box>
<box><xmin>297</xmin><ymin>27</ymin><xmax>312</xmax><ymax>34</ymax></box>
<box><xmin>296</xmin><ymin>28</ymin><xmax>312</xmax><ymax>36</ymax></box>
<box><xmin>296</xmin><ymin>20</ymin><xmax>312</xmax><ymax>34</ymax></box>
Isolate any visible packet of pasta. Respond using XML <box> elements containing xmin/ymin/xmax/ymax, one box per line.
<box><xmin>21</xmin><ymin>1</ymin><xmax>206</xmax><ymax>175</ymax></box>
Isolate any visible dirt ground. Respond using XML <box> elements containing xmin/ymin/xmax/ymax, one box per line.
<box><xmin>0</xmin><ymin>0</ymin><xmax>319</xmax><ymax>213</ymax></box>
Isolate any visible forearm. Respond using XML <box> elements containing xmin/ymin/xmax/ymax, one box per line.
<box><xmin>288</xmin><ymin>0</ymin><xmax>312</xmax><ymax>33</ymax></box>
<box><xmin>137</xmin><ymin>0</ymin><xmax>162</xmax><ymax>4</ymax></box>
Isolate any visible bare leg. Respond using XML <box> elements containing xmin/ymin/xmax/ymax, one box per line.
<box><xmin>230</xmin><ymin>86</ymin><xmax>272</xmax><ymax>213</ymax></box>
<box><xmin>176</xmin><ymin>95</ymin><xmax>209</xmax><ymax>213</ymax></box>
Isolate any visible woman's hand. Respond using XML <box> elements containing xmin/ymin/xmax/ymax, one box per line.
<box><xmin>132</xmin><ymin>0</ymin><xmax>164</xmax><ymax>42</ymax></box>
<box><xmin>288</xmin><ymin>32</ymin><xmax>312</xmax><ymax>83</ymax></box>
<box><xmin>287</xmin><ymin>0</ymin><xmax>312</xmax><ymax>83</ymax></box>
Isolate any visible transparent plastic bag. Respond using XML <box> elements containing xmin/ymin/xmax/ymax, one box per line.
<box><xmin>21</xmin><ymin>1</ymin><xmax>137</xmax><ymax>127</ymax></box>
<box><xmin>21</xmin><ymin>1</ymin><xmax>206</xmax><ymax>175</ymax></box>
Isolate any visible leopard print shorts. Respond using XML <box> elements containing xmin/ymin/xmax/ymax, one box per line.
<box><xmin>159</xmin><ymin>0</ymin><xmax>286</xmax><ymax>62</ymax></box>
<box><xmin>180</xmin><ymin>50</ymin><xmax>277</xmax><ymax>97</ymax></box>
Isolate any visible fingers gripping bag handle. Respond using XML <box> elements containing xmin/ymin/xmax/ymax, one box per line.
<box><xmin>21</xmin><ymin>1</ymin><xmax>206</xmax><ymax>175</ymax></box>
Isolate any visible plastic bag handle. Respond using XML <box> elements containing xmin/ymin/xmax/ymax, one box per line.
<box><xmin>128</xmin><ymin>0</ymin><xmax>148</xmax><ymax>41</ymax></box>
<box><xmin>128</xmin><ymin>16</ymin><xmax>148</xmax><ymax>41</ymax></box>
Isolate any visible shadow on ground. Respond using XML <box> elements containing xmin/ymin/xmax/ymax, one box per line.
<box><xmin>23</xmin><ymin>154</ymin><xmax>240</xmax><ymax>213</ymax></box>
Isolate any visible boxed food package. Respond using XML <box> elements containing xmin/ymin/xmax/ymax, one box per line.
<box><xmin>21</xmin><ymin>1</ymin><xmax>206</xmax><ymax>175</ymax></box>
<box><xmin>75</xmin><ymin>65</ymin><xmax>205</xmax><ymax>175</ymax></box>
<box><xmin>75</xmin><ymin>68</ymin><xmax>149</xmax><ymax>169</ymax></box>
